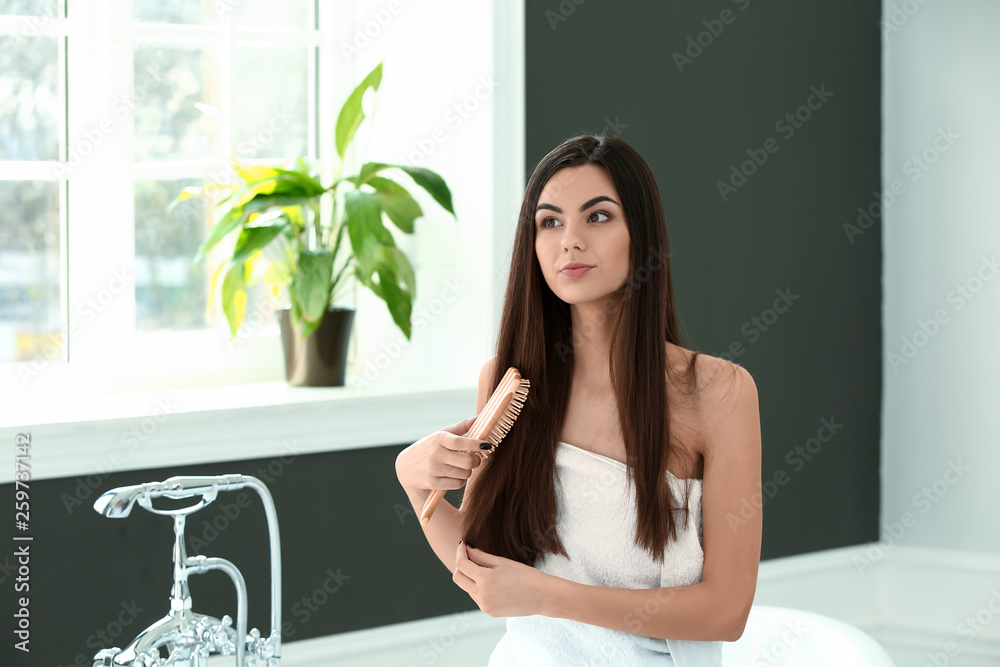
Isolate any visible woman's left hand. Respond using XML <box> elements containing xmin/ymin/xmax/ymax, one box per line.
<box><xmin>453</xmin><ymin>541</ymin><xmax>552</xmax><ymax>618</ymax></box>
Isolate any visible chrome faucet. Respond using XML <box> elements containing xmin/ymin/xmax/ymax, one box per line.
<box><xmin>90</xmin><ymin>475</ymin><xmax>282</xmax><ymax>666</ymax></box>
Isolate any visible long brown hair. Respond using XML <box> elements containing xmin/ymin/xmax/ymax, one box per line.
<box><xmin>462</xmin><ymin>134</ymin><xmax>720</xmax><ymax>565</ymax></box>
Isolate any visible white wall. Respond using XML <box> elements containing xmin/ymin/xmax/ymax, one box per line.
<box><xmin>882</xmin><ymin>0</ymin><xmax>1000</xmax><ymax>554</ymax></box>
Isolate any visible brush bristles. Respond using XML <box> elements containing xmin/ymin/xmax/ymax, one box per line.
<box><xmin>481</xmin><ymin>379</ymin><xmax>530</xmax><ymax>453</ymax></box>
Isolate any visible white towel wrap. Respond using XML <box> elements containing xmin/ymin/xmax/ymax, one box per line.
<box><xmin>487</xmin><ymin>441</ymin><xmax>725</xmax><ymax>666</ymax></box>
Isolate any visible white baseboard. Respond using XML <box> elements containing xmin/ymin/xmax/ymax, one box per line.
<box><xmin>213</xmin><ymin>543</ymin><xmax>1000</xmax><ymax>667</ymax></box>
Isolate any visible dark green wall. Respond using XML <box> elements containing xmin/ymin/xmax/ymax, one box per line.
<box><xmin>2</xmin><ymin>2</ymin><xmax>882</xmax><ymax>664</ymax></box>
<box><xmin>1</xmin><ymin>446</ymin><xmax>473</xmax><ymax>665</ymax></box>
<box><xmin>525</xmin><ymin>0</ymin><xmax>882</xmax><ymax>559</ymax></box>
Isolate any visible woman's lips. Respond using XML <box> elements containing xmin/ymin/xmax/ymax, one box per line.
<box><xmin>561</xmin><ymin>265</ymin><xmax>593</xmax><ymax>278</ymax></box>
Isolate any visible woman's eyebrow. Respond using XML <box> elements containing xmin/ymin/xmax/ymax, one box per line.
<box><xmin>535</xmin><ymin>195</ymin><xmax>620</xmax><ymax>215</ymax></box>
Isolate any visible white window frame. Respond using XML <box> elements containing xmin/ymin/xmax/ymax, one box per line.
<box><xmin>2</xmin><ymin>1</ymin><xmax>342</xmax><ymax>394</ymax></box>
<box><xmin>0</xmin><ymin>0</ymin><xmax>524</xmax><ymax>483</ymax></box>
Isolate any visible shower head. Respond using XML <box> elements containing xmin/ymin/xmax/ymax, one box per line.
<box><xmin>93</xmin><ymin>475</ymin><xmax>252</xmax><ymax>519</ymax></box>
<box><xmin>94</xmin><ymin>484</ymin><xmax>147</xmax><ymax>518</ymax></box>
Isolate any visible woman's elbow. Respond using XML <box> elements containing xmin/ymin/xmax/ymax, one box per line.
<box><xmin>723</xmin><ymin>597</ymin><xmax>754</xmax><ymax>642</ymax></box>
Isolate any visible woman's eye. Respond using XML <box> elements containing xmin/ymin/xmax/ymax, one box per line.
<box><xmin>539</xmin><ymin>211</ymin><xmax>611</xmax><ymax>228</ymax></box>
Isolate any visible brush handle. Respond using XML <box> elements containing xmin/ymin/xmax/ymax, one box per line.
<box><xmin>419</xmin><ymin>369</ymin><xmax>521</xmax><ymax>525</ymax></box>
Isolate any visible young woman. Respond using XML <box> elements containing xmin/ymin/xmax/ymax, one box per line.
<box><xmin>395</xmin><ymin>134</ymin><xmax>762</xmax><ymax>665</ymax></box>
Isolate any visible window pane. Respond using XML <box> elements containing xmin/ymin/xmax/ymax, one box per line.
<box><xmin>0</xmin><ymin>180</ymin><xmax>61</xmax><ymax>364</ymax></box>
<box><xmin>135</xmin><ymin>178</ymin><xmax>208</xmax><ymax>331</ymax></box>
<box><xmin>133</xmin><ymin>0</ymin><xmax>218</xmax><ymax>25</ymax></box>
<box><xmin>134</xmin><ymin>178</ymin><xmax>277</xmax><ymax>334</ymax></box>
<box><xmin>0</xmin><ymin>35</ymin><xmax>59</xmax><ymax>161</ymax></box>
<box><xmin>0</xmin><ymin>0</ymin><xmax>63</xmax><ymax>16</ymax></box>
<box><xmin>133</xmin><ymin>44</ymin><xmax>221</xmax><ymax>162</ymax></box>
<box><xmin>232</xmin><ymin>0</ymin><xmax>311</xmax><ymax>29</ymax></box>
<box><xmin>233</xmin><ymin>46</ymin><xmax>309</xmax><ymax>160</ymax></box>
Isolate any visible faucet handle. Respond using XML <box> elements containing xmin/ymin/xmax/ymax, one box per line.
<box><xmin>92</xmin><ymin>648</ymin><xmax>120</xmax><ymax>666</ymax></box>
<box><xmin>192</xmin><ymin>614</ymin><xmax>238</xmax><ymax>656</ymax></box>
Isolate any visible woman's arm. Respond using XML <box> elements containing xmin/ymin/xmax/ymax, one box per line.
<box><xmin>396</xmin><ymin>356</ymin><xmax>497</xmax><ymax>573</ymax></box>
<box><xmin>455</xmin><ymin>360</ymin><xmax>762</xmax><ymax>642</ymax></box>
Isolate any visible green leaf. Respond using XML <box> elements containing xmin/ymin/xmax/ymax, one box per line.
<box><xmin>221</xmin><ymin>260</ymin><xmax>248</xmax><ymax>339</ymax></box>
<box><xmin>194</xmin><ymin>207</ymin><xmax>245</xmax><ymax>263</ymax></box>
<box><xmin>356</xmin><ymin>162</ymin><xmax>455</xmax><ymax>216</ymax></box>
<box><xmin>231</xmin><ymin>221</ymin><xmax>288</xmax><ymax>265</ymax></box>
<box><xmin>242</xmin><ymin>193</ymin><xmax>315</xmax><ymax>217</ymax></box>
<box><xmin>241</xmin><ymin>172</ymin><xmax>324</xmax><ymax>199</ymax></box>
<box><xmin>385</xmin><ymin>244</ymin><xmax>416</xmax><ymax>299</ymax></box>
<box><xmin>367</xmin><ymin>176</ymin><xmax>421</xmax><ymax>234</ymax></box>
<box><xmin>356</xmin><ymin>161</ymin><xmax>391</xmax><ymax>183</ymax></box>
<box><xmin>373</xmin><ymin>256</ymin><xmax>412</xmax><ymax>340</ymax></box>
<box><xmin>290</xmin><ymin>250</ymin><xmax>334</xmax><ymax>326</ymax></box>
<box><xmin>394</xmin><ymin>165</ymin><xmax>454</xmax><ymax>216</ymax></box>
<box><xmin>335</xmin><ymin>61</ymin><xmax>383</xmax><ymax>158</ymax></box>
<box><xmin>344</xmin><ymin>189</ymin><xmax>385</xmax><ymax>277</ymax></box>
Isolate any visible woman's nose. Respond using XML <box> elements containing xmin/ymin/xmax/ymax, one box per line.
<box><xmin>560</xmin><ymin>224</ymin><xmax>584</xmax><ymax>251</ymax></box>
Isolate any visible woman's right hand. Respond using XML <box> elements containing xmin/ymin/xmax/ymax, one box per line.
<box><xmin>395</xmin><ymin>415</ymin><xmax>488</xmax><ymax>494</ymax></box>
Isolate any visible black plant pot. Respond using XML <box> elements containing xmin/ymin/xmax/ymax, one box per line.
<box><xmin>278</xmin><ymin>306</ymin><xmax>356</xmax><ymax>387</ymax></box>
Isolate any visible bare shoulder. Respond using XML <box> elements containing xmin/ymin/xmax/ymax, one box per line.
<box><xmin>666</xmin><ymin>342</ymin><xmax>757</xmax><ymax>457</ymax></box>
<box><xmin>694</xmin><ymin>355</ymin><xmax>759</xmax><ymax>459</ymax></box>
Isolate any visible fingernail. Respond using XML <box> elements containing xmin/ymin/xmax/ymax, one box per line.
<box><xmin>467</xmin><ymin>543</ymin><xmax>476</xmax><ymax>550</ymax></box>
<box><xmin>458</xmin><ymin>539</ymin><xmax>463</xmax><ymax>545</ymax></box>
<box><xmin>480</xmin><ymin>442</ymin><xmax>492</xmax><ymax>450</ymax></box>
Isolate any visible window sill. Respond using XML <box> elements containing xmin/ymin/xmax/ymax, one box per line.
<box><xmin>0</xmin><ymin>376</ymin><xmax>476</xmax><ymax>484</ymax></box>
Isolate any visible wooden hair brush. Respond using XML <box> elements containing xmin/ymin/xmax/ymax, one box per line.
<box><xmin>419</xmin><ymin>366</ymin><xmax>530</xmax><ymax>525</ymax></box>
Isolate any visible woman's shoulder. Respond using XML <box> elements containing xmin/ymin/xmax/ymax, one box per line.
<box><xmin>666</xmin><ymin>343</ymin><xmax>755</xmax><ymax>456</ymax></box>
<box><xmin>666</xmin><ymin>342</ymin><xmax>749</xmax><ymax>391</ymax></box>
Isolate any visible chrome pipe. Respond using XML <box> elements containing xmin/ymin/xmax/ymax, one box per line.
<box><xmin>90</xmin><ymin>474</ymin><xmax>282</xmax><ymax>666</ymax></box>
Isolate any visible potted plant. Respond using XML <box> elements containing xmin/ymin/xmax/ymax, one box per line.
<box><xmin>171</xmin><ymin>61</ymin><xmax>456</xmax><ymax>386</ymax></box>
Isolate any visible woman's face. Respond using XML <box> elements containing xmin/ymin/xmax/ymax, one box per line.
<box><xmin>533</xmin><ymin>163</ymin><xmax>631</xmax><ymax>306</ymax></box>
